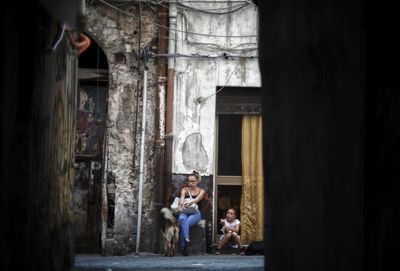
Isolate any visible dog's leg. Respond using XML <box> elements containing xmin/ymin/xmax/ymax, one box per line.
<box><xmin>171</xmin><ymin>239</ymin><xmax>175</xmax><ymax>256</ymax></box>
<box><xmin>164</xmin><ymin>235</ymin><xmax>168</xmax><ymax>257</ymax></box>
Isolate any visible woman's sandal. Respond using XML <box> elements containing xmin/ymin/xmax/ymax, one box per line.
<box><xmin>215</xmin><ymin>247</ymin><xmax>221</xmax><ymax>255</ymax></box>
<box><xmin>239</xmin><ymin>247</ymin><xmax>246</xmax><ymax>255</ymax></box>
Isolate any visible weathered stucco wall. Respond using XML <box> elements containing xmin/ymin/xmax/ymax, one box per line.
<box><xmin>172</xmin><ymin>1</ymin><xmax>260</xmax><ymax>176</ymax></box>
<box><xmin>85</xmin><ymin>2</ymin><xmax>159</xmax><ymax>254</ymax></box>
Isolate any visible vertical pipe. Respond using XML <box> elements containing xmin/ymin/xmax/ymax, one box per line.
<box><xmin>164</xmin><ymin>0</ymin><xmax>177</xmax><ymax>206</ymax></box>
<box><xmin>80</xmin><ymin>0</ymin><xmax>85</xmax><ymax>15</ymax></box>
<box><xmin>152</xmin><ymin>3</ymin><xmax>168</xmax><ymax>253</ymax></box>
<box><xmin>136</xmin><ymin>67</ymin><xmax>148</xmax><ymax>254</ymax></box>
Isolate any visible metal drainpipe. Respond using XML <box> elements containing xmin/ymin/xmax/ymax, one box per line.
<box><xmin>164</xmin><ymin>0</ymin><xmax>177</xmax><ymax>206</ymax></box>
<box><xmin>136</xmin><ymin>53</ymin><xmax>149</xmax><ymax>254</ymax></box>
<box><xmin>152</xmin><ymin>3</ymin><xmax>168</xmax><ymax>253</ymax></box>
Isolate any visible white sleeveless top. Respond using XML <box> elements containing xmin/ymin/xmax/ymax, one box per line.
<box><xmin>220</xmin><ymin>218</ymin><xmax>241</xmax><ymax>248</ymax></box>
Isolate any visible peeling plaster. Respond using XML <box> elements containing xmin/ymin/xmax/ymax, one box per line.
<box><xmin>182</xmin><ymin>132</ymin><xmax>209</xmax><ymax>172</ymax></box>
<box><xmin>172</xmin><ymin>2</ymin><xmax>260</xmax><ymax>177</ymax></box>
<box><xmin>159</xmin><ymin>85</ymin><xmax>166</xmax><ymax>139</ymax></box>
<box><xmin>84</xmin><ymin>3</ymin><xmax>159</xmax><ymax>253</ymax></box>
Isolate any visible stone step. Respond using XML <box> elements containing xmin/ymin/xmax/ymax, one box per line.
<box><xmin>178</xmin><ymin>219</ymin><xmax>206</xmax><ymax>256</ymax></box>
<box><xmin>211</xmin><ymin>243</ymin><xmax>249</xmax><ymax>255</ymax></box>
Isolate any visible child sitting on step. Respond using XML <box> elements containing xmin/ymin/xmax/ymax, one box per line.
<box><xmin>215</xmin><ymin>208</ymin><xmax>245</xmax><ymax>255</ymax></box>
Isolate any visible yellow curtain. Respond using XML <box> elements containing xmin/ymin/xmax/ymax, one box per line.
<box><xmin>240</xmin><ymin>115</ymin><xmax>264</xmax><ymax>243</ymax></box>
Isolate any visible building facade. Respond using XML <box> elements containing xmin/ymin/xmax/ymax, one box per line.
<box><xmin>71</xmin><ymin>0</ymin><xmax>261</xmax><ymax>255</ymax></box>
<box><xmin>168</xmin><ymin>0</ymin><xmax>262</xmax><ymax>245</ymax></box>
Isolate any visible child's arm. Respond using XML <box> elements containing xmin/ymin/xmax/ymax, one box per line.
<box><xmin>223</xmin><ymin>221</ymin><xmax>240</xmax><ymax>234</ymax></box>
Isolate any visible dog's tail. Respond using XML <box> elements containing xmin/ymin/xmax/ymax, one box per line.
<box><xmin>160</xmin><ymin>207</ymin><xmax>177</xmax><ymax>224</ymax></box>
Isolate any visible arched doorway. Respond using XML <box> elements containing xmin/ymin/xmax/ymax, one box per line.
<box><xmin>72</xmin><ymin>35</ymin><xmax>109</xmax><ymax>253</ymax></box>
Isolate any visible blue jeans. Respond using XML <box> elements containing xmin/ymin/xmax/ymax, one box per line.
<box><xmin>178</xmin><ymin>211</ymin><xmax>201</xmax><ymax>247</ymax></box>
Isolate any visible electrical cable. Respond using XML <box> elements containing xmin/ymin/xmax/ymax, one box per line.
<box><xmin>94</xmin><ymin>0</ymin><xmax>259</xmax><ymax>102</ymax></box>
<box><xmin>96</xmin><ymin>0</ymin><xmax>257</xmax><ymax>38</ymax></box>
<box><xmin>176</xmin><ymin>2</ymin><xmax>249</xmax><ymax>15</ymax></box>
<box><xmin>158</xmin><ymin>1</ymin><xmax>250</xmax><ymax>13</ymax></box>
<box><xmin>197</xmin><ymin>24</ymin><xmax>258</xmax><ymax>104</ymax></box>
<box><xmin>140</xmin><ymin>11</ymin><xmax>257</xmax><ymax>52</ymax></box>
<box><xmin>139</xmin><ymin>2</ymin><xmax>257</xmax><ymax>52</ymax></box>
<box><xmin>162</xmin><ymin>0</ymin><xmax>253</xmax><ymax>4</ymax></box>
<box><xmin>197</xmin><ymin>59</ymin><xmax>240</xmax><ymax>104</ymax></box>
<box><xmin>149</xmin><ymin>52</ymin><xmax>257</xmax><ymax>59</ymax></box>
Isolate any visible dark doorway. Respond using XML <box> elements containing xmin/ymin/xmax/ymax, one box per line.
<box><xmin>214</xmin><ymin>87</ymin><xmax>262</xmax><ymax>244</ymax></box>
<box><xmin>216</xmin><ymin>185</ymin><xmax>242</xmax><ymax>236</ymax></box>
<box><xmin>72</xmin><ymin>35</ymin><xmax>109</xmax><ymax>254</ymax></box>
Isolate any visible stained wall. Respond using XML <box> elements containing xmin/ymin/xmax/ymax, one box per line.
<box><xmin>84</xmin><ymin>2</ymin><xmax>159</xmax><ymax>254</ymax></box>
